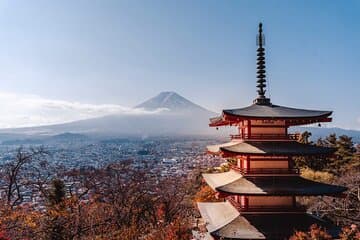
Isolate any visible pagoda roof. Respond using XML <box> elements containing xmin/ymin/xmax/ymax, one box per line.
<box><xmin>197</xmin><ymin>201</ymin><xmax>265</xmax><ymax>239</ymax></box>
<box><xmin>197</xmin><ymin>201</ymin><xmax>241</xmax><ymax>233</ymax></box>
<box><xmin>210</xmin><ymin>104</ymin><xmax>332</xmax><ymax>127</ymax></box>
<box><xmin>207</xmin><ymin>140</ymin><xmax>335</xmax><ymax>156</ymax></box>
<box><xmin>224</xmin><ymin>104</ymin><xmax>332</xmax><ymax>119</ymax></box>
<box><xmin>213</xmin><ymin>212</ymin><xmax>340</xmax><ymax>239</ymax></box>
<box><xmin>203</xmin><ymin>170</ymin><xmax>243</xmax><ymax>190</ymax></box>
<box><xmin>203</xmin><ymin>170</ymin><xmax>347</xmax><ymax>196</ymax></box>
<box><xmin>198</xmin><ymin>201</ymin><xmax>340</xmax><ymax>239</ymax></box>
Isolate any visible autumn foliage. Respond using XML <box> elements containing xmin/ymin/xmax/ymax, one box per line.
<box><xmin>290</xmin><ymin>224</ymin><xmax>360</xmax><ymax>240</ymax></box>
<box><xmin>0</xmin><ymin>150</ymin><xmax>202</xmax><ymax>240</ymax></box>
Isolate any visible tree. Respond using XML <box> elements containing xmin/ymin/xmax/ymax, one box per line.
<box><xmin>0</xmin><ymin>156</ymin><xmax>202</xmax><ymax>240</ymax></box>
<box><xmin>318</xmin><ymin>134</ymin><xmax>357</xmax><ymax>174</ymax></box>
<box><xmin>334</xmin><ymin>135</ymin><xmax>356</xmax><ymax>171</ymax></box>
<box><xmin>299</xmin><ymin>131</ymin><xmax>313</xmax><ymax>144</ymax></box>
<box><xmin>47</xmin><ymin>179</ymin><xmax>66</xmax><ymax>206</ymax></box>
<box><xmin>0</xmin><ymin>147</ymin><xmax>48</xmax><ymax>208</ymax></box>
<box><xmin>290</xmin><ymin>224</ymin><xmax>332</xmax><ymax>240</ymax></box>
<box><xmin>308</xmin><ymin>170</ymin><xmax>360</xmax><ymax>225</ymax></box>
<box><xmin>339</xmin><ymin>224</ymin><xmax>360</xmax><ymax>240</ymax></box>
<box><xmin>296</xmin><ymin>133</ymin><xmax>357</xmax><ymax>173</ymax></box>
<box><xmin>290</xmin><ymin>224</ymin><xmax>360</xmax><ymax>240</ymax></box>
<box><xmin>193</xmin><ymin>185</ymin><xmax>223</xmax><ymax>203</ymax></box>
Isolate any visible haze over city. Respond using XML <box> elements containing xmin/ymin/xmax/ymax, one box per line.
<box><xmin>0</xmin><ymin>1</ymin><xmax>359</xmax><ymax>129</ymax></box>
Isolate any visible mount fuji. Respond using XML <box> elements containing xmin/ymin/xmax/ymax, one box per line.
<box><xmin>0</xmin><ymin>91</ymin><xmax>358</xmax><ymax>142</ymax></box>
<box><xmin>0</xmin><ymin>92</ymin><xmax>220</xmax><ymax>139</ymax></box>
<box><xmin>135</xmin><ymin>91</ymin><xmax>210</xmax><ymax>113</ymax></box>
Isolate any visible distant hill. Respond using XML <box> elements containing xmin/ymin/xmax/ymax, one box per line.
<box><xmin>1</xmin><ymin>132</ymin><xmax>90</xmax><ymax>145</ymax></box>
<box><xmin>290</xmin><ymin>126</ymin><xmax>360</xmax><ymax>143</ymax></box>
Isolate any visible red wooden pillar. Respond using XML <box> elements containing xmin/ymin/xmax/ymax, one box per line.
<box><xmin>245</xmin><ymin>196</ymin><xmax>249</xmax><ymax>210</ymax></box>
<box><xmin>240</xmin><ymin>196</ymin><xmax>249</xmax><ymax>210</ymax></box>
<box><xmin>288</xmin><ymin>156</ymin><xmax>293</xmax><ymax>169</ymax></box>
<box><xmin>292</xmin><ymin>196</ymin><xmax>296</xmax><ymax>208</ymax></box>
<box><xmin>247</xmin><ymin>120</ymin><xmax>251</xmax><ymax>138</ymax></box>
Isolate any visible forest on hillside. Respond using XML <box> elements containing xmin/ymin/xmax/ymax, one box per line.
<box><xmin>0</xmin><ymin>133</ymin><xmax>358</xmax><ymax>240</ymax></box>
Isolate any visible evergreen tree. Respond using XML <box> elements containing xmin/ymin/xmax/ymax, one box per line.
<box><xmin>44</xmin><ymin>179</ymin><xmax>68</xmax><ymax>240</ymax></box>
<box><xmin>353</xmin><ymin>144</ymin><xmax>360</xmax><ymax>169</ymax></box>
<box><xmin>319</xmin><ymin>134</ymin><xmax>356</xmax><ymax>174</ymax></box>
<box><xmin>334</xmin><ymin>135</ymin><xmax>356</xmax><ymax>171</ymax></box>
<box><xmin>299</xmin><ymin>131</ymin><xmax>313</xmax><ymax>144</ymax></box>
<box><xmin>325</xmin><ymin>133</ymin><xmax>337</xmax><ymax>148</ymax></box>
<box><xmin>296</xmin><ymin>133</ymin><xmax>357</xmax><ymax>173</ymax></box>
<box><xmin>48</xmin><ymin>179</ymin><xmax>66</xmax><ymax>206</ymax></box>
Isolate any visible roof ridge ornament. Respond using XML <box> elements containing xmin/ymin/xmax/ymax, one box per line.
<box><xmin>254</xmin><ymin>22</ymin><xmax>271</xmax><ymax>105</ymax></box>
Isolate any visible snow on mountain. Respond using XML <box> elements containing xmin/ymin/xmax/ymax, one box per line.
<box><xmin>135</xmin><ymin>91</ymin><xmax>213</xmax><ymax>113</ymax></box>
<box><xmin>0</xmin><ymin>92</ymin><xmax>220</xmax><ymax>138</ymax></box>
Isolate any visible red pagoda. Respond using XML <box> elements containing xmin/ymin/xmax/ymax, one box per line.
<box><xmin>197</xmin><ymin>23</ymin><xmax>347</xmax><ymax>240</ymax></box>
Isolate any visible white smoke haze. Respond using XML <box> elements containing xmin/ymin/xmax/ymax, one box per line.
<box><xmin>0</xmin><ymin>92</ymin><xmax>168</xmax><ymax>128</ymax></box>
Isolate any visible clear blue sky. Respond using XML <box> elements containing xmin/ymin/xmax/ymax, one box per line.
<box><xmin>0</xmin><ymin>0</ymin><xmax>359</xmax><ymax>129</ymax></box>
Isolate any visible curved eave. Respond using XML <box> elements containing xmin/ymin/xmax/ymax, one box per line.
<box><xmin>198</xmin><ymin>203</ymin><xmax>341</xmax><ymax>239</ymax></box>
<box><xmin>212</xmin><ymin>213</ymin><xmax>340</xmax><ymax>239</ymax></box>
<box><xmin>211</xmin><ymin>141</ymin><xmax>336</xmax><ymax>157</ymax></box>
<box><xmin>202</xmin><ymin>170</ymin><xmax>242</xmax><ymax>190</ymax></box>
<box><xmin>206</xmin><ymin>141</ymin><xmax>241</xmax><ymax>155</ymax></box>
<box><xmin>216</xmin><ymin>176</ymin><xmax>347</xmax><ymax>196</ymax></box>
<box><xmin>223</xmin><ymin>109</ymin><xmax>332</xmax><ymax>120</ymax></box>
<box><xmin>209</xmin><ymin>104</ymin><xmax>333</xmax><ymax>127</ymax></box>
<box><xmin>197</xmin><ymin>201</ymin><xmax>265</xmax><ymax>239</ymax></box>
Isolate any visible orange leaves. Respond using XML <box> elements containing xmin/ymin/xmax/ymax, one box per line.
<box><xmin>290</xmin><ymin>224</ymin><xmax>360</xmax><ymax>240</ymax></box>
<box><xmin>0</xmin><ymin>231</ymin><xmax>10</xmax><ymax>240</ymax></box>
<box><xmin>145</xmin><ymin>217</ymin><xmax>192</xmax><ymax>240</ymax></box>
<box><xmin>339</xmin><ymin>225</ymin><xmax>360</xmax><ymax>240</ymax></box>
<box><xmin>193</xmin><ymin>185</ymin><xmax>222</xmax><ymax>203</ymax></box>
<box><xmin>290</xmin><ymin>224</ymin><xmax>332</xmax><ymax>240</ymax></box>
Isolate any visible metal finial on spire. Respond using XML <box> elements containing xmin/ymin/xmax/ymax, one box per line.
<box><xmin>254</xmin><ymin>22</ymin><xmax>271</xmax><ymax>105</ymax></box>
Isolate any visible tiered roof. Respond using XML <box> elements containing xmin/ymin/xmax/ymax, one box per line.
<box><xmin>203</xmin><ymin>170</ymin><xmax>347</xmax><ymax>196</ymax></box>
<box><xmin>207</xmin><ymin>141</ymin><xmax>335</xmax><ymax>156</ymax></box>
<box><xmin>210</xmin><ymin>104</ymin><xmax>332</xmax><ymax>127</ymax></box>
<box><xmin>198</xmin><ymin>202</ymin><xmax>340</xmax><ymax>239</ymax></box>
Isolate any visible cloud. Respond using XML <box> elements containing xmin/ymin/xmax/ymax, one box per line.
<box><xmin>0</xmin><ymin>92</ymin><xmax>166</xmax><ymax>128</ymax></box>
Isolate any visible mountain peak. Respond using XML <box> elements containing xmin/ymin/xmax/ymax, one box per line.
<box><xmin>135</xmin><ymin>91</ymin><xmax>212</xmax><ymax>113</ymax></box>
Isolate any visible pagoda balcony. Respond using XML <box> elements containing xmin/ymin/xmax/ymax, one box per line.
<box><xmin>230</xmin><ymin>133</ymin><xmax>300</xmax><ymax>141</ymax></box>
<box><xmin>230</xmin><ymin>165</ymin><xmax>300</xmax><ymax>175</ymax></box>
<box><xmin>227</xmin><ymin>197</ymin><xmax>306</xmax><ymax>213</ymax></box>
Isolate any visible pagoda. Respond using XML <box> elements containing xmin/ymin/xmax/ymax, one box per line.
<box><xmin>197</xmin><ymin>23</ymin><xmax>347</xmax><ymax>240</ymax></box>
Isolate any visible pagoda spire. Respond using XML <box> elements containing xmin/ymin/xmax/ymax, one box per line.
<box><xmin>254</xmin><ymin>22</ymin><xmax>271</xmax><ymax>105</ymax></box>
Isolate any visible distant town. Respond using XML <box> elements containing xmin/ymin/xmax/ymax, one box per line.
<box><xmin>0</xmin><ymin>135</ymin><xmax>223</xmax><ymax>210</ymax></box>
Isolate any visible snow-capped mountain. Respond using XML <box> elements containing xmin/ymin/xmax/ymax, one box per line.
<box><xmin>0</xmin><ymin>92</ymin><xmax>220</xmax><ymax>139</ymax></box>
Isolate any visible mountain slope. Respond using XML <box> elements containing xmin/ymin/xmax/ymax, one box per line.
<box><xmin>1</xmin><ymin>91</ymin><xmax>358</xmax><ymax>141</ymax></box>
<box><xmin>0</xmin><ymin>92</ymin><xmax>220</xmax><ymax>138</ymax></box>
<box><xmin>135</xmin><ymin>91</ymin><xmax>213</xmax><ymax>113</ymax></box>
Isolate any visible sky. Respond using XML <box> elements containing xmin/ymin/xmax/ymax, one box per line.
<box><xmin>0</xmin><ymin>0</ymin><xmax>359</xmax><ymax>129</ymax></box>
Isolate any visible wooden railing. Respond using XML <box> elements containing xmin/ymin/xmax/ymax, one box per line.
<box><xmin>230</xmin><ymin>165</ymin><xmax>300</xmax><ymax>175</ymax></box>
<box><xmin>230</xmin><ymin>133</ymin><xmax>300</xmax><ymax>140</ymax></box>
<box><xmin>227</xmin><ymin>197</ymin><xmax>306</xmax><ymax>213</ymax></box>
